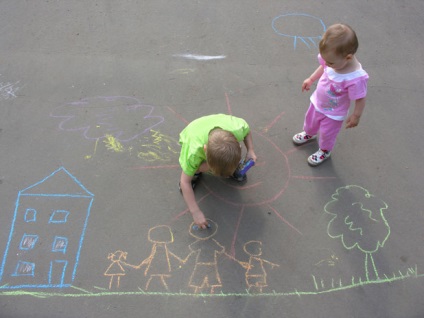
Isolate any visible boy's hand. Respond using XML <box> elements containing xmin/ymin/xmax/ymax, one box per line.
<box><xmin>345</xmin><ymin>114</ymin><xmax>360</xmax><ymax>129</ymax></box>
<box><xmin>302</xmin><ymin>78</ymin><xmax>313</xmax><ymax>92</ymax></box>
<box><xmin>180</xmin><ymin>171</ymin><xmax>209</xmax><ymax>229</ymax></box>
<box><xmin>246</xmin><ymin>150</ymin><xmax>257</xmax><ymax>162</ymax></box>
<box><xmin>192</xmin><ymin>210</ymin><xmax>208</xmax><ymax>229</ymax></box>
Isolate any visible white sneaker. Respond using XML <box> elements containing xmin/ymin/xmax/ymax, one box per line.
<box><xmin>308</xmin><ymin>149</ymin><xmax>331</xmax><ymax>166</ymax></box>
<box><xmin>293</xmin><ymin>131</ymin><xmax>317</xmax><ymax>145</ymax></box>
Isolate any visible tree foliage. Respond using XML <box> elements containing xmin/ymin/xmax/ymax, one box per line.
<box><xmin>324</xmin><ymin>185</ymin><xmax>390</xmax><ymax>254</ymax></box>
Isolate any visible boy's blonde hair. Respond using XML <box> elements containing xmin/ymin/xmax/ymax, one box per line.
<box><xmin>206</xmin><ymin>128</ymin><xmax>241</xmax><ymax>177</ymax></box>
<box><xmin>319</xmin><ymin>23</ymin><xmax>358</xmax><ymax>57</ymax></box>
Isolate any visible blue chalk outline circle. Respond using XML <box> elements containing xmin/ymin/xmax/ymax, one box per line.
<box><xmin>272</xmin><ymin>13</ymin><xmax>326</xmax><ymax>49</ymax></box>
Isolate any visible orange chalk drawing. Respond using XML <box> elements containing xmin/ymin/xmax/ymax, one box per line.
<box><xmin>186</xmin><ymin>220</ymin><xmax>224</xmax><ymax>294</ymax></box>
<box><xmin>136</xmin><ymin>225</ymin><xmax>186</xmax><ymax>291</ymax></box>
<box><xmin>102</xmin><ymin>222</ymin><xmax>281</xmax><ymax>294</ymax></box>
<box><xmin>104</xmin><ymin>250</ymin><xmax>134</xmax><ymax>289</ymax></box>
<box><xmin>185</xmin><ymin>219</ymin><xmax>248</xmax><ymax>294</ymax></box>
<box><xmin>243</xmin><ymin>241</ymin><xmax>279</xmax><ymax>293</ymax></box>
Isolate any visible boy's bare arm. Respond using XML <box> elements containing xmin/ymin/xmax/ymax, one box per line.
<box><xmin>180</xmin><ymin>171</ymin><xmax>208</xmax><ymax>228</ymax></box>
<box><xmin>243</xmin><ymin>131</ymin><xmax>257</xmax><ymax>162</ymax></box>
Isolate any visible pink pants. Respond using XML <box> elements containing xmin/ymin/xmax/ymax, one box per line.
<box><xmin>303</xmin><ymin>104</ymin><xmax>343</xmax><ymax>151</ymax></box>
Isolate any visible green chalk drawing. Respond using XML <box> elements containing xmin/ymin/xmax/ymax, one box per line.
<box><xmin>0</xmin><ymin>267</ymin><xmax>421</xmax><ymax>298</ymax></box>
<box><xmin>324</xmin><ymin>185</ymin><xmax>390</xmax><ymax>281</ymax></box>
<box><xmin>310</xmin><ymin>265</ymin><xmax>418</xmax><ymax>293</ymax></box>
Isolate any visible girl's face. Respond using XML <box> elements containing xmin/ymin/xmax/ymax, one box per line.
<box><xmin>321</xmin><ymin>51</ymin><xmax>352</xmax><ymax>71</ymax></box>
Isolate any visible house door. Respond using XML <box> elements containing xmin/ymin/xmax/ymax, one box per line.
<box><xmin>49</xmin><ymin>260</ymin><xmax>68</xmax><ymax>286</ymax></box>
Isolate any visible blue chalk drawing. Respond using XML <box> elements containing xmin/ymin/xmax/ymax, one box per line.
<box><xmin>0</xmin><ymin>167</ymin><xmax>94</xmax><ymax>289</ymax></box>
<box><xmin>272</xmin><ymin>13</ymin><xmax>326</xmax><ymax>49</ymax></box>
<box><xmin>19</xmin><ymin>234</ymin><xmax>39</xmax><ymax>250</ymax></box>
<box><xmin>52</xmin><ymin>237</ymin><xmax>68</xmax><ymax>254</ymax></box>
<box><xmin>49</xmin><ymin>210</ymin><xmax>70</xmax><ymax>224</ymax></box>
<box><xmin>24</xmin><ymin>209</ymin><xmax>37</xmax><ymax>222</ymax></box>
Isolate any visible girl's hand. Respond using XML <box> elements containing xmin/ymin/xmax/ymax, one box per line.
<box><xmin>302</xmin><ymin>78</ymin><xmax>313</xmax><ymax>92</ymax></box>
<box><xmin>345</xmin><ymin>114</ymin><xmax>361</xmax><ymax>128</ymax></box>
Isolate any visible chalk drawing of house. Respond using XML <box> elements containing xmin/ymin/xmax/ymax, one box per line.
<box><xmin>0</xmin><ymin>167</ymin><xmax>94</xmax><ymax>289</ymax></box>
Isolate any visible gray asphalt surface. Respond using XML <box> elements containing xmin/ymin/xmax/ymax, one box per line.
<box><xmin>0</xmin><ymin>1</ymin><xmax>423</xmax><ymax>317</ymax></box>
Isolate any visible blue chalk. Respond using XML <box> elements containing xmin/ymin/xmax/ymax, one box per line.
<box><xmin>233</xmin><ymin>158</ymin><xmax>255</xmax><ymax>181</ymax></box>
<box><xmin>192</xmin><ymin>223</ymin><xmax>211</xmax><ymax>230</ymax></box>
<box><xmin>238</xmin><ymin>158</ymin><xmax>255</xmax><ymax>175</ymax></box>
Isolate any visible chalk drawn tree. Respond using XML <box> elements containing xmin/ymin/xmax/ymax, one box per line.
<box><xmin>324</xmin><ymin>185</ymin><xmax>390</xmax><ymax>281</ymax></box>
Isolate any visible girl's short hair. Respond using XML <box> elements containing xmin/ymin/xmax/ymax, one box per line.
<box><xmin>319</xmin><ymin>23</ymin><xmax>358</xmax><ymax>57</ymax></box>
<box><xmin>207</xmin><ymin>128</ymin><xmax>241</xmax><ymax>177</ymax></box>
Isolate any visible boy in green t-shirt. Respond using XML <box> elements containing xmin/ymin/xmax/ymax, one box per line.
<box><xmin>179</xmin><ymin>114</ymin><xmax>257</xmax><ymax>229</ymax></box>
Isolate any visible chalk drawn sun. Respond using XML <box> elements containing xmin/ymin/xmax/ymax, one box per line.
<box><xmin>160</xmin><ymin>93</ymin><xmax>336</xmax><ymax>246</ymax></box>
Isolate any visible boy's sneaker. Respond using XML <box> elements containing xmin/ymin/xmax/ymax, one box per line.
<box><xmin>178</xmin><ymin>173</ymin><xmax>202</xmax><ymax>192</ymax></box>
<box><xmin>293</xmin><ymin>131</ymin><xmax>317</xmax><ymax>145</ymax></box>
<box><xmin>307</xmin><ymin>149</ymin><xmax>331</xmax><ymax>166</ymax></box>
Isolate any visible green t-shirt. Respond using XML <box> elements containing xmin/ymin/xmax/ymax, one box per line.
<box><xmin>179</xmin><ymin>114</ymin><xmax>250</xmax><ymax>176</ymax></box>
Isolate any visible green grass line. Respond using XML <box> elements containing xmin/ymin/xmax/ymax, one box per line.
<box><xmin>0</xmin><ymin>272</ymin><xmax>422</xmax><ymax>299</ymax></box>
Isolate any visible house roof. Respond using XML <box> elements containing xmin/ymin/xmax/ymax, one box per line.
<box><xmin>20</xmin><ymin>167</ymin><xmax>94</xmax><ymax>197</ymax></box>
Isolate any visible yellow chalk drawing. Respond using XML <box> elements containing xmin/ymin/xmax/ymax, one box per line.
<box><xmin>104</xmin><ymin>250</ymin><xmax>134</xmax><ymax>289</ymax></box>
<box><xmin>242</xmin><ymin>241</ymin><xmax>279</xmax><ymax>293</ymax></box>
<box><xmin>170</xmin><ymin>68</ymin><xmax>195</xmax><ymax>75</ymax></box>
<box><xmin>99</xmin><ymin>130</ymin><xmax>180</xmax><ymax>162</ymax></box>
<box><xmin>137</xmin><ymin>130</ymin><xmax>180</xmax><ymax>162</ymax></box>
<box><xmin>85</xmin><ymin>138</ymin><xmax>99</xmax><ymax>159</ymax></box>
<box><xmin>315</xmin><ymin>248</ymin><xmax>339</xmax><ymax>267</ymax></box>
<box><xmin>137</xmin><ymin>150</ymin><xmax>163</xmax><ymax>162</ymax></box>
<box><xmin>104</xmin><ymin>134</ymin><xmax>125</xmax><ymax>152</ymax></box>
<box><xmin>135</xmin><ymin>225</ymin><xmax>186</xmax><ymax>291</ymax></box>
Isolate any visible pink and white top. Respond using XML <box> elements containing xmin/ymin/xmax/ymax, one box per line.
<box><xmin>311</xmin><ymin>54</ymin><xmax>369</xmax><ymax>121</ymax></box>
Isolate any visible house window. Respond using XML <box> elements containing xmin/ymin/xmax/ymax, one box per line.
<box><xmin>19</xmin><ymin>234</ymin><xmax>38</xmax><ymax>250</ymax></box>
<box><xmin>49</xmin><ymin>210</ymin><xmax>70</xmax><ymax>224</ymax></box>
<box><xmin>24</xmin><ymin>208</ymin><xmax>37</xmax><ymax>222</ymax></box>
<box><xmin>12</xmin><ymin>261</ymin><xmax>35</xmax><ymax>277</ymax></box>
<box><xmin>52</xmin><ymin>237</ymin><xmax>68</xmax><ymax>254</ymax></box>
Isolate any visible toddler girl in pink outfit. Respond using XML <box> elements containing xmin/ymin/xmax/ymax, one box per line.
<box><xmin>293</xmin><ymin>23</ymin><xmax>369</xmax><ymax>166</ymax></box>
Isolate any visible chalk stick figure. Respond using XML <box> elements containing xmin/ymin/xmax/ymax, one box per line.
<box><xmin>243</xmin><ymin>241</ymin><xmax>279</xmax><ymax>293</ymax></box>
<box><xmin>136</xmin><ymin>225</ymin><xmax>185</xmax><ymax>291</ymax></box>
<box><xmin>104</xmin><ymin>250</ymin><xmax>132</xmax><ymax>289</ymax></box>
<box><xmin>187</xmin><ymin>219</ymin><xmax>228</xmax><ymax>294</ymax></box>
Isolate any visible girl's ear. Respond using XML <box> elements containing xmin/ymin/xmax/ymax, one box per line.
<box><xmin>346</xmin><ymin>53</ymin><xmax>353</xmax><ymax>61</ymax></box>
<box><xmin>203</xmin><ymin>145</ymin><xmax>207</xmax><ymax>152</ymax></box>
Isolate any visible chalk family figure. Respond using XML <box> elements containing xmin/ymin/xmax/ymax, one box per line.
<box><xmin>105</xmin><ymin>221</ymin><xmax>279</xmax><ymax>294</ymax></box>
